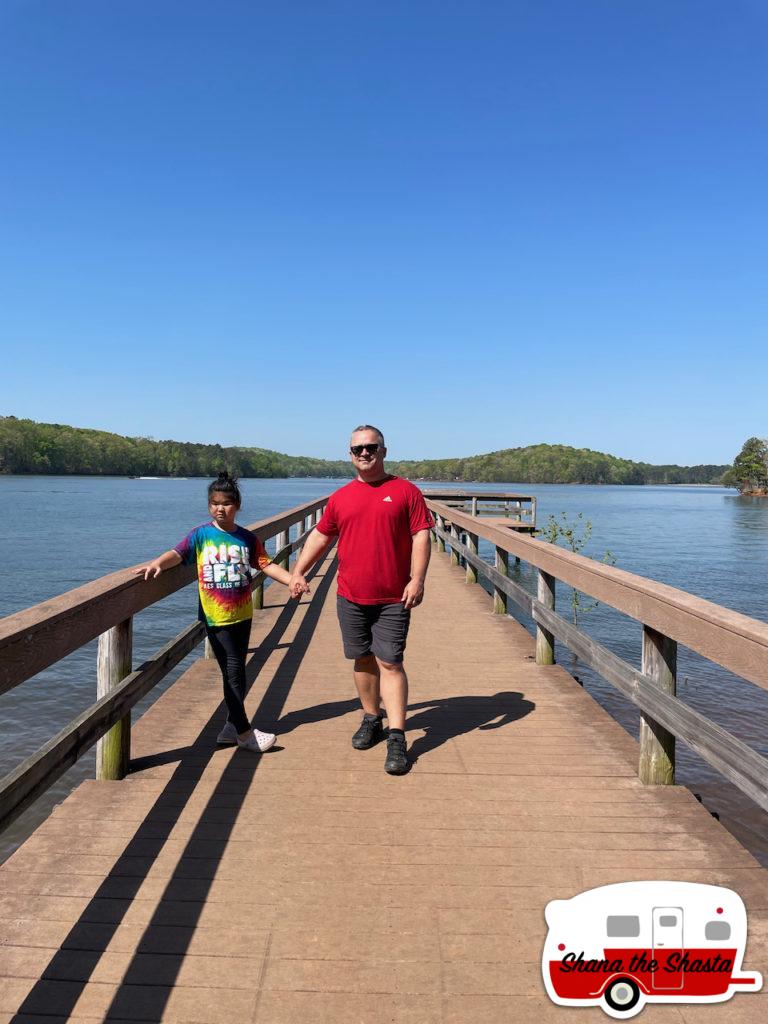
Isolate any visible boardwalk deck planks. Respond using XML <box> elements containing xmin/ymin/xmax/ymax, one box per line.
<box><xmin>1</xmin><ymin>548</ymin><xmax>766</xmax><ymax>1022</ymax></box>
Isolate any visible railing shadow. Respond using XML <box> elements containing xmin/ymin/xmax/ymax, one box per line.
<box><xmin>406</xmin><ymin>691</ymin><xmax>535</xmax><ymax>761</ymax></box>
<box><xmin>10</xmin><ymin>556</ymin><xmax>337</xmax><ymax>1022</ymax></box>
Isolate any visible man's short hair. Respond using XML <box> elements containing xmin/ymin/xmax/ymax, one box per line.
<box><xmin>351</xmin><ymin>424</ymin><xmax>385</xmax><ymax>446</ymax></box>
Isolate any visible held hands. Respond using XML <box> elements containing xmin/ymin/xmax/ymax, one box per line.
<box><xmin>401</xmin><ymin>578</ymin><xmax>425</xmax><ymax>610</ymax></box>
<box><xmin>289</xmin><ymin>572</ymin><xmax>310</xmax><ymax>600</ymax></box>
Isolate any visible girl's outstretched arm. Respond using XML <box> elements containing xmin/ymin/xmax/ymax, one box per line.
<box><xmin>262</xmin><ymin>561</ymin><xmax>309</xmax><ymax>596</ymax></box>
<box><xmin>134</xmin><ymin>549</ymin><xmax>183</xmax><ymax>580</ymax></box>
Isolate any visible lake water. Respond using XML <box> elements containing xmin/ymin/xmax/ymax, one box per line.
<box><xmin>1</xmin><ymin>476</ymin><xmax>767</xmax><ymax>865</ymax></box>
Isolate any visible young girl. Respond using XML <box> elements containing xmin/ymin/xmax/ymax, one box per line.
<box><xmin>136</xmin><ymin>472</ymin><xmax>305</xmax><ymax>752</ymax></box>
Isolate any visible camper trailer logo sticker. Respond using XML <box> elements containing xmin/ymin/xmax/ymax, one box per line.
<box><xmin>542</xmin><ymin>881</ymin><xmax>762</xmax><ymax>1018</ymax></box>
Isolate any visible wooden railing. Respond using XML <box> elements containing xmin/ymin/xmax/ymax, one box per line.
<box><xmin>0</xmin><ymin>496</ymin><xmax>329</xmax><ymax>834</ymax></box>
<box><xmin>422</xmin><ymin>488</ymin><xmax>536</xmax><ymax>528</ymax></box>
<box><xmin>427</xmin><ymin>499</ymin><xmax>768</xmax><ymax>813</ymax></box>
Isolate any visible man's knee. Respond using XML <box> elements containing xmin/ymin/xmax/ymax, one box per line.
<box><xmin>354</xmin><ymin>653</ymin><xmax>377</xmax><ymax>672</ymax></box>
<box><xmin>376</xmin><ymin>657</ymin><xmax>405</xmax><ymax>673</ymax></box>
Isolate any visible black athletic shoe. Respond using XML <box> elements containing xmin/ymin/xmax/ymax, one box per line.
<box><xmin>384</xmin><ymin>734</ymin><xmax>408</xmax><ymax>775</ymax></box>
<box><xmin>351</xmin><ymin>715</ymin><xmax>384</xmax><ymax>750</ymax></box>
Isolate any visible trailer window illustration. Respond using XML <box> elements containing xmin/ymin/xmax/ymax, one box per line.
<box><xmin>542</xmin><ymin>881</ymin><xmax>762</xmax><ymax>1018</ymax></box>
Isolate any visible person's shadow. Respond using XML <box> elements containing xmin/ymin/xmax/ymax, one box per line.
<box><xmin>406</xmin><ymin>691</ymin><xmax>534</xmax><ymax>762</ymax></box>
<box><xmin>277</xmin><ymin>697</ymin><xmax>360</xmax><ymax>735</ymax></box>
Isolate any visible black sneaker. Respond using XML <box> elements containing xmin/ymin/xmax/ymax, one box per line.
<box><xmin>351</xmin><ymin>715</ymin><xmax>384</xmax><ymax>750</ymax></box>
<box><xmin>384</xmin><ymin>734</ymin><xmax>408</xmax><ymax>775</ymax></box>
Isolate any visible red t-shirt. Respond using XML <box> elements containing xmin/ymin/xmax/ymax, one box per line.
<box><xmin>317</xmin><ymin>476</ymin><xmax>434</xmax><ymax>604</ymax></box>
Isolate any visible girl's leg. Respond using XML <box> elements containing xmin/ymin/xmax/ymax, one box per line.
<box><xmin>205</xmin><ymin>620</ymin><xmax>252</xmax><ymax>734</ymax></box>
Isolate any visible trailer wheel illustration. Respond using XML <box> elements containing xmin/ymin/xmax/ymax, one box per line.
<box><xmin>604</xmin><ymin>978</ymin><xmax>641</xmax><ymax>1014</ymax></box>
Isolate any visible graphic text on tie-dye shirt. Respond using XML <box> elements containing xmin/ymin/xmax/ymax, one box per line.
<box><xmin>200</xmin><ymin>542</ymin><xmax>252</xmax><ymax>589</ymax></box>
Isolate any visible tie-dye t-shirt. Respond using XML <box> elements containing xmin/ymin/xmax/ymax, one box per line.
<box><xmin>174</xmin><ymin>523</ymin><xmax>271</xmax><ymax>627</ymax></box>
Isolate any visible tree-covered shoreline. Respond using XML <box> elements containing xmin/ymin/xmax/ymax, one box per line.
<box><xmin>0</xmin><ymin>416</ymin><xmax>729</xmax><ymax>485</ymax></box>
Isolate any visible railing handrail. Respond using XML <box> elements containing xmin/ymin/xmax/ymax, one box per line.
<box><xmin>0</xmin><ymin>495</ymin><xmax>330</xmax><ymax>697</ymax></box>
<box><xmin>427</xmin><ymin>500</ymin><xmax>768</xmax><ymax>691</ymax></box>
<box><xmin>421</xmin><ymin>489</ymin><xmax>534</xmax><ymax>500</ymax></box>
<box><xmin>428</xmin><ymin>503</ymin><xmax>768</xmax><ymax>811</ymax></box>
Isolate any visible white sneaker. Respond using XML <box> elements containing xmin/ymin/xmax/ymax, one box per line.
<box><xmin>237</xmin><ymin>729</ymin><xmax>276</xmax><ymax>753</ymax></box>
<box><xmin>216</xmin><ymin>721</ymin><xmax>238</xmax><ymax>745</ymax></box>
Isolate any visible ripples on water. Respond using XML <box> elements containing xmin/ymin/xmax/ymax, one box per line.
<box><xmin>1</xmin><ymin>477</ymin><xmax>767</xmax><ymax>865</ymax></box>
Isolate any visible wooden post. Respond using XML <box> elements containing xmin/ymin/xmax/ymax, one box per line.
<box><xmin>471</xmin><ymin>496</ymin><xmax>478</xmax><ymax>517</ymax></box>
<box><xmin>276</xmin><ymin>528</ymin><xmax>289</xmax><ymax>569</ymax></box>
<box><xmin>466</xmin><ymin>532</ymin><xmax>478</xmax><ymax>583</ymax></box>
<box><xmin>450</xmin><ymin>525</ymin><xmax>460</xmax><ymax>567</ymax></box>
<box><xmin>436</xmin><ymin>514</ymin><xmax>446</xmax><ymax>553</ymax></box>
<box><xmin>204</xmin><ymin>637</ymin><xmax>215</xmax><ymax>659</ymax></box>
<box><xmin>535</xmin><ymin>571</ymin><xmax>556</xmax><ymax>665</ymax></box>
<box><xmin>252</xmin><ymin>577</ymin><xmax>264</xmax><ymax>610</ymax></box>
<box><xmin>96</xmin><ymin>618</ymin><xmax>132</xmax><ymax>780</ymax></box>
<box><xmin>639</xmin><ymin>626</ymin><xmax>677</xmax><ymax>785</ymax></box>
<box><xmin>531</xmin><ymin>496</ymin><xmax>537</xmax><ymax>529</ymax></box>
<box><xmin>493</xmin><ymin>546</ymin><xmax>508</xmax><ymax>614</ymax></box>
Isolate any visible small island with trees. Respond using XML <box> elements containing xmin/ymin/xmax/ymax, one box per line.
<box><xmin>722</xmin><ymin>437</ymin><xmax>768</xmax><ymax>495</ymax></box>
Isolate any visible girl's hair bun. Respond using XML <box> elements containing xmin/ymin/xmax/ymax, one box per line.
<box><xmin>208</xmin><ymin>471</ymin><xmax>242</xmax><ymax>505</ymax></box>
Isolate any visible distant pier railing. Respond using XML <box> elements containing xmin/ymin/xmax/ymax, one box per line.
<box><xmin>427</xmin><ymin>498</ymin><xmax>768</xmax><ymax>814</ymax></box>
<box><xmin>0</xmin><ymin>496</ymin><xmax>329</xmax><ymax>835</ymax></box>
<box><xmin>421</xmin><ymin>488</ymin><xmax>536</xmax><ymax>530</ymax></box>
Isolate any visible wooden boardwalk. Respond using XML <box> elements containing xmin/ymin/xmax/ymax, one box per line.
<box><xmin>1</xmin><ymin>549</ymin><xmax>767</xmax><ymax>1023</ymax></box>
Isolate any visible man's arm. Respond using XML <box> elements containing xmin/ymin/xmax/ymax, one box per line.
<box><xmin>289</xmin><ymin>528</ymin><xmax>334</xmax><ymax>597</ymax></box>
<box><xmin>401</xmin><ymin>528</ymin><xmax>431</xmax><ymax>610</ymax></box>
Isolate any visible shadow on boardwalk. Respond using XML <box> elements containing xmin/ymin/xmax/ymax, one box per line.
<box><xmin>276</xmin><ymin>692</ymin><xmax>535</xmax><ymax>763</ymax></box>
<box><xmin>11</xmin><ymin>558</ymin><xmax>336</xmax><ymax>1023</ymax></box>
<box><xmin>407</xmin><ymin>692</ymin><xmax>535</xmax><ymax>761</ymax></box>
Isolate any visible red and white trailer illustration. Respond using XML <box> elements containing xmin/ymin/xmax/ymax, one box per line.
<box><xmin>543</xmin><ymin>881</ymin><xmax>762</xmax><ymax>1018</ymax></box>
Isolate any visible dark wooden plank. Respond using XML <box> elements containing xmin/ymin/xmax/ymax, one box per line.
<box><xmin>535</xmin><ymin>571</ymin><xmax>555</xmax><ymax>665</ymax></box>
<box><xmin>95</xmin><ymin>620</ymin><xmax>132</xmax><ymax>781</ymax></box>
<box><xmin>638</xmin><ymin>626</ymin><xmax>676</xmax><ymax>785</ymax></box>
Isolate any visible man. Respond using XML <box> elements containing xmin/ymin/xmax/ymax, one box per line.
<box><xmin>289</xmin><ymin>425</ymin><xmax>433</xmax><ymax>774</ymax></box>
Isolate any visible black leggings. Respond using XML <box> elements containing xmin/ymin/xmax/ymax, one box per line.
<box><xmin>205</xmin><ymin>618</ymin><xmax>252</xmax><ymax>734</ymax></box>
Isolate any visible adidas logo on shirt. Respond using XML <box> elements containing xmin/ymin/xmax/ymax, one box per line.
<box><xmin>382</xmin><ymin>496</ymin><xmax>392</xmax><ymax>502</ymax></box>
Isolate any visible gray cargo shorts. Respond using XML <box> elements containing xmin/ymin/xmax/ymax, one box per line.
<box><xmin>336</xmin><ymin>595</ymin><xmax>411</xmax><ymax>664</ymax></box>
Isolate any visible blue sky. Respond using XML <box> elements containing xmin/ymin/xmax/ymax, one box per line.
<box><xmin>1</xmin><ymin>1</ymin><xmax>766</xmax><ymax>465</ymax></box>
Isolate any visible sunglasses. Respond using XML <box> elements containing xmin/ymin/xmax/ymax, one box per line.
<box><xmin>350</xmin><ymin>443</ymin><xmax>381</xmax><ymax>456</ymax></box>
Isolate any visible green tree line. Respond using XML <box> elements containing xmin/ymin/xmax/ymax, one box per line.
<box><xmin>0</xmin><ymin>417</ymin><xmax>729</xmax><ymax>484</ymax></box>
<box><xmin>389</xmin><ymin>444</ymin><xmax>727</xmax><ymax>485</ymax></box>
<box><xmin>0</xmin><ymin>417</ymin><xmax>352</xmax><ymax>478</ymax></box>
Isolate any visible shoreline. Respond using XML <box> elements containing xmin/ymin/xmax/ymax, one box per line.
<box><xmin>0</xmin><ymin>472</ymin><xmax>736</xmax><ymax>489</ymax></box>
